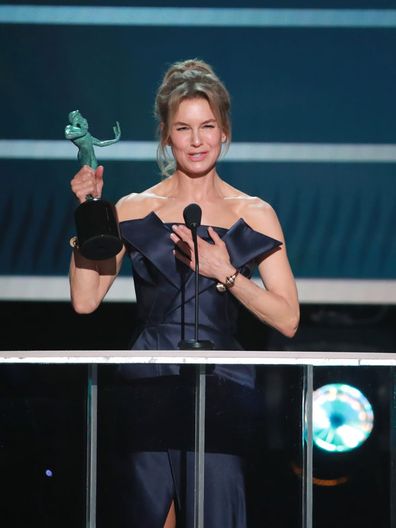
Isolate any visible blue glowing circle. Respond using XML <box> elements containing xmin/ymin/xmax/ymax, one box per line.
<box><xmin>312</xmin><ymin>383</ymin><xmax>374</xmax><ymax>453</ymax></box>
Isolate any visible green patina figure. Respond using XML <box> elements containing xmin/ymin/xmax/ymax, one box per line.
<box><xmin>65</xmin><ymin>109</ymin><xmax>121</xmax><ymax>169</ymax></box>
<box><xmin>65</xmin><ymin>109</ymin><xmax>123</xmax><ymax>259</ymax></box>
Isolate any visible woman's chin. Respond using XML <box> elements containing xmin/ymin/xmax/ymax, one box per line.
<box><xmin>176</xmin><ymin>163</ymin><xmax>217</xmax><ymax>178</ymax></box>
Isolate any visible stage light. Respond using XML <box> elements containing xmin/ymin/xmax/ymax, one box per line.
<box><xmin>312</xmin><ymin>383</ymin><xmax>374</xmax><ymax>453</ymax></box>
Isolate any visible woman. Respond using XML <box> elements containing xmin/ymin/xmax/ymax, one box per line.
<box><xmin>70</xmin><ymin>59</ymin><xmax>299</xmax><ymax>528</ymax></box>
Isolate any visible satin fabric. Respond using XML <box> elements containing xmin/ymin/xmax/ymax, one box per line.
<box><xmin>98</xmin><ymin>212</ymin><xmax>281</xmax><ymax>527</ymax></box>
<box><xmin>98</xmin><ymin>374</ymin><xmax>256</xmax><ymax>527</ymax></box>
<box><xmin>118</xmin><ymin>211</ymin><xmax>281</xmax><ymax>388</ymax></box>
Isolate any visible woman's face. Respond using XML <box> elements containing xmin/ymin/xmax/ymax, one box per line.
<box><xmin>168</xmin><ymin>98</ymin><xmax>226</xmax><ymax>177</ymax></box>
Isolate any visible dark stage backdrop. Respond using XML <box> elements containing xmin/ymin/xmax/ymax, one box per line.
<box><xmin>1</xmin><ymin>1</ymin><xmax>396</xmax><ymax>283</ymax></box>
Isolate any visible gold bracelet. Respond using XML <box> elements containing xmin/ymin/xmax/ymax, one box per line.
<box><xmin>69</xmin><ymin>236</ymin><xmax>79</xmax><ymax>249</ymax></box>
<box><xmin>216</xmin><ymin>269</ymin><xmax>240</xmax><ymax>293</ymax></box>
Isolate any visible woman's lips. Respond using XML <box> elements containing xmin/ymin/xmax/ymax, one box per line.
<box><xmin>188</xmin><ymin>152</ymin><xmax>207</xmax><ymax>161</ymax></box>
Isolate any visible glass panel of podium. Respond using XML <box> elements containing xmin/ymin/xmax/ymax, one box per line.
<box><xmin>0</xmin><ymin>351</ymin><xmax>395</xmax><ymax>528</ymax></box>
<box><xmin>311</xmin><ymin>364</ymin><xmax>394</xmax><ymax>528</ymax></box>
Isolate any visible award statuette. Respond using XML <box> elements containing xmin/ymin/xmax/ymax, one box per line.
<box><xmin>65</xmin><ymin>109</ymin><xmax>123</xmax><ymax>260</ymax></box>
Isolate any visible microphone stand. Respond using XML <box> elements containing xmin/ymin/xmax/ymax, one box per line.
<box><xmin>193</xmin><ymin>230</ymin><xmax>200</xmax><ymax>345</ymax></box>
<box><xmin>178</xmin><ymin>204</ymin><xmax>213</xmax><ymax>528</ymax></box>
<box><xmin>178</xmin><ymin>219</ymin><xmax>214</xmax><ymax>351</ymax></box>
<box><xmin>192</xmin><ymin>226</ymin><xmax>213</xmax><ymax>349</ymax></box>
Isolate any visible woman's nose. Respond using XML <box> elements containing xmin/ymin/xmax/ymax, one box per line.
<box><xmin>191</xmin><ymin>129</ymin><xmax>202</xmax><ymax>146</ymax></box>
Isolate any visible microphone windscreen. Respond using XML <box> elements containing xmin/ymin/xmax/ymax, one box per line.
<box><xmin>183</xmin><ymin>203</ymin><xmax>202</xmax><ymax>229</ymax></box>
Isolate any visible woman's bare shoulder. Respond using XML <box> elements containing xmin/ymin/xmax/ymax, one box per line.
<box><xmin>230</xmin><ymin>193</ymin><xmax>284</xmax><ymax>241</ymax></box>
<box><xmin>116</xmin><ymin>182</ymin><xmax>168</xmax><ymax>222</ymax></box>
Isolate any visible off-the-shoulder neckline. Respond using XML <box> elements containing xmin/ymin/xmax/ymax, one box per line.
<box><xmin>119</xmin><ymin>211</ymin><xmax>245</xmax><ymax>232</ymax></box>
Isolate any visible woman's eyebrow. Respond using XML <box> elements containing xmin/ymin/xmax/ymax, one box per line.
<box><xmin>173</xmin><ymin>118</ymin><xmax>217</xmax><ymax>126</ymax></box>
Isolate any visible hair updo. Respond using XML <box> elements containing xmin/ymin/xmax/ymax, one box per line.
<box><xmin>154</xmin><ymin>58</ymin><xmax>231</xmax><ymax>177</ymax></box>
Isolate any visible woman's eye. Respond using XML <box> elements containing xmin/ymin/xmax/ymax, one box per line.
<box><xmin>203</xmin><ymin>124</ymin><xmax>215</xmax><ymax>129</ymax></box>
<box><xmin>176</xmin><ymin>126</ymin><xmax>188</xmax><ymax>131</ymax></box>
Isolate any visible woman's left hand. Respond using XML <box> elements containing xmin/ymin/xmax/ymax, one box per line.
<box><xmin>170</xmin><ymin>225</ymin><xmax>236</xmax><ymax>283</ymax></box>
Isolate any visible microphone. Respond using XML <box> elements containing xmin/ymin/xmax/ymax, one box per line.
<box><xmin>183</xmin><ymin>203</ymin><xmax>202</xmax><ymax>230</ymax></box>
<box><xmin>183</xmin><ymin>204</ymin><xmax>201</xmax><ymax>292</ymax></box>
<box><xmin>178</xmin><ymin>204</ymin><xmax>213</xmax><ymax>350</ymax></box>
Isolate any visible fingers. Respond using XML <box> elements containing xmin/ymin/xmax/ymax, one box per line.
<box><xmin>173</xmin><ymin>247</ymin><xmax>194</xmax><ymax>269</ymax></box>
<box><xmin>170</xmin><ymin>225</ymin><xmax>195</xmax><ymax>268</ymax></box>
<box><xmin>70</xmin><ymin>165</ymin><xmax>95</xmax><ymax>203</ymax></box>
<box><xmin>171</xmin><ymin>225</ymin><xmax>193</xmax><ymax>247</ymax></box>
<box><xmin>172</xmin><ymin>238</ymin><xmax>192</xmax><ymax>259</ymax></box>
<box><xmin>70</xmin><ymin>164</ymin><xmax>104</xmax><ymax>203</ymax></box>
<box><xmin>170</xmin><ymin>228</ymin><xmax>192</xmax><ymax>255</ymax></box>
<box><xmin>170</xmin><ymin>224</ymin><xmax>231</xmax><ymax>279</ymax></box>
<box><xmin>208</xmin><ymin>225</ymin><xmax>223</xmax><ymax>243</ymax></box>
<box><xmin>95</xmin><ymin>165</ymin><xmax>104</xmax><ymax>196</ymax></box>
<box><xmin>171</xmin><ymin>225</ymin><xmax>223</xmax><ymax>254</ymax></box>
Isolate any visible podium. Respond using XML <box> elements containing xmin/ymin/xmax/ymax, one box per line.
<box><xmin>1</xmin><ymin>350</ymin><xmax>396</xmax><ymax>528</ymax></box>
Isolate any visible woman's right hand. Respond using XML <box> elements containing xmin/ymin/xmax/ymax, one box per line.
<box><xmin>70</xmin><ymin>165</ymin><xmax>104</xmax><ymax>203</ymax></box>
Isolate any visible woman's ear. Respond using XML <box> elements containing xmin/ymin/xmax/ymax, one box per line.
<box><xmin>221</xmin><ymin>132</ymin><xmax>227</xmax><ymax>144</ymax></box>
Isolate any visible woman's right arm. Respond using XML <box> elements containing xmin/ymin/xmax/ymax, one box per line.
<box><xmin>69</xmin><ymin>247</ymin><xmax>125</xmax><ymax>314</ymax></box>
<box><xmin>69</xmin><ymin>164</ymin><xmax>125</xmax><ymax>314</ymax></box>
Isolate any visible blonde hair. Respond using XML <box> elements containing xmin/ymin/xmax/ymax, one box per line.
<box><xmin>154</xmin><ymin>59</ymin><xmax>231</xmax><ymax>177</ymax></box>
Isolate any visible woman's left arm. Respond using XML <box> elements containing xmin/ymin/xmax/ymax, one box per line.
<box><xmin>225</xmin><ymin>203</ymin><xmax>299</xmax><ymax>338</ymax></box>
<box><xmin>171</xmin><ymin>203</ymin><xmax>299</xmax><ymax>338</ymax></box>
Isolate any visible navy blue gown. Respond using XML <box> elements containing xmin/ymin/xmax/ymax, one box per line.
<box><xmin>97</xmin><ymin>211</ymin><xmax>281</xmax><ymax>528</ymax></box>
